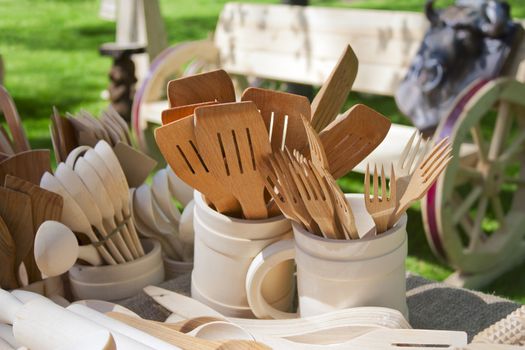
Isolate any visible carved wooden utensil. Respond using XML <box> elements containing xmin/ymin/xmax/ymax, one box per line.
<box><xmin>162</xmin><ymin>101</ymin><xmax>217</xmax><ymax>125</ymax></box>
<box><xmin>195</xmin><ymin>102</ymin><xmax>272</xmax><ymax>219</ymax></box>
<box><xmin>241</xmin><ymin>87</ymin><xmax>311</xmax><ymax>152</ymax></box>
<box><xmin>167</xmin><ymin>69</ymin><xmax>236</xmax><ymax>107</ymax></box>
<box><xmin>310</xmin><ymin>45</ymin><xmax>359</xmax><ymax>132</ymax></box>
<box><xmin>155</xmin><ymin>115</ymin><xmax>241</xmax><ymax>216</ymax></box>
<box><xmin>364</xmin><ymin>164</ymin><xmax>397</xmax><ymax>234</ymax></box>
<box><xmin>0</xmin><ymin>150</ymin><xmax>51</xmax><ymax>185</ymax></box>
<box><xmin>394</xmin><ymin>131</ymin><xmax>431</xmax><ymax>199</ymax></box>
<box><xmin>0</xmin><ymin>187</ymin><xmax>33</xmax><ymax>283</ymax></box>
<box><xmin>0</xmin><ymin>215</ymin><xmax>18</xmax><ymax>289</ymax></box>
<box><xmin>318</xmin><ymin>104</ymin><xmax>391</xmax><ymax>179</ymax></box>
<box><xmin>4</xmin><ymin>175</ymin><xmax>63</xmax><ymax>283</ymax></box>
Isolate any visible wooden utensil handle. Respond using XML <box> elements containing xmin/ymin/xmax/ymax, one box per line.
<box><xmin>0</xmin><ymin>86</ymin><xmax>30</xmax><ymax>153</ymax></box>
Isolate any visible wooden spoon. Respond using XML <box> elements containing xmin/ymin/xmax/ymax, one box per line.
<box><xmin>310</xmin><ymin>45</ymin><xmax>358</xmax><ymax>132</ymax></box>
<box><xmin>54</xmin><ymin>163</ymin><xmax>126</xmax><ymax>264</ymax></box>
<box><xmin>4</xmin><ymin>175</ymin><xmax>63</xmax><ymax>283</ymax></box>
<box><xmin>167</xmin><ymin>69</ymin><xmax>235</xmax><ymax>107</ymax></box>
<box><xmin>195</xmin><ymin>102</ymin><xmax>272</xmax><ymax>219</ymax></box>
<box><xmin>83</xmin><ymin>149</ymin><xmax>143</xmax><ymax>257</ymax></box>
<box><xmin>151</xmin><ymin>169</ymin><xmax>181</xmax><ymax>225</ymax></box>
<box><xmin>0</xmin><ymin>187</ymin><xmax>33</xmax><ymax>282</ymax></box>
<box><xmin>318</xmin><ymin>104</ymin><xmax>391</xmax><ymax>179</ymax></box>
<box><xmin>0</xmin><ymin>150</ymin><xmax>51</xmax><ymax>185</ymax></box>
<box><xmin>241</xmin><ymin>87</ymin><xmax>310</xmax><ymax>152</ymax></box>
<box><xmin>94</xmin><ymin>141</ymin><xmax>145</xmax><ymax>256</ymax></box>
<box><xmin>39</xmin><ymin>172</ymin><xmax>116</xmax><ymax>265</ymax></box>
<box><xmin>162</xmin><ymin>101</ymin><xmax>217</xmax><ymax>125</ymax></box>
<box><xmin>155</xmin><ymin>115</ymin><xmax>241</xmax><ymax>216</ymax></box>
<box><xmin>0</xmin><ymin>216</ymin><xmax>18</xmax><ymax>289</ymax></box>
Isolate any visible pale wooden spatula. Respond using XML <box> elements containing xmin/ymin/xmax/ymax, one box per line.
<box><xmin>310</xmin><ymin>45</ymin><xmax>358</xmax><ymax>132</ymax></box>
<box><xmin>195</xmin><ymin>102</ymin><xmax>272</xmax><ymax>219</ymax></box>
<box><xmin>161</xmin><ymin>101</ymin><xmax>217</xmax><ymax>125</ymax></box>
<box><xmin>0</xmin><ymin>215</ymin><xmax>18</xmax><ymax>289</ymax></box>
<box><xmin>318</xmin><ymin>104</ymin><xmax>391</xmax><ymax>179</ymax></box>
<box><xmin>241</xmin><ymin>87</ymin><xmax>310</xmax><ymax>152</ymax></box>
<box><xmin>167</xmin><ymin>69</ymin><xmax>236</xmax><ymax>107</ymax></box>
<box><xmin>155</xmin><ymin>115</ymin><xmax>241</xmax><ymax>216</ymax></box>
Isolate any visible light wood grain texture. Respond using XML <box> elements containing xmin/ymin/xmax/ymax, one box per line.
<box><xmin>311</xmin><ymin>45</ymin><xmax>358</xmax><ymax>132</ymax></box>
<box><xmin>0</xmin><ymin>187</ymin><xmax>32</xmax><ymax>285</ymax></box>
<box><xmin>364</xmin><ymin>164</ymin><xmax>397</xmax><ymax>234</ymax></box>
<box><xmin>241</xmin><ymin>87</ymin><xmax>310</xmax><ymax>152</ymax></box>
<box><xmin>113</xmin><ymin>142</ymin><xmax>157</xmax><ymax>188</ymax></box>
<box><xmin>167</xmin><ymin>69</ymin><xmax>235</xmax><ymax>107</ymax></box>
<box><xmin>318</xmin><ymin>104</ymin><xmax>391</xmax><ymax>179</ymax></box>
<box><xmin>162</xmin><ymin>101</ymin><xmax>217</xmax><ymax>125</ymax></box>
<box><xmin>194</xmin><ymin>102</ymin><xmax>272</xmax><ymax>219</ymax></box>
<box><xmin>0</xmin><ymin>216</ymin><xmax>18</xmax><ymax>289</ymax></box>
<box><xmin>107</xmin><ymin>312</ymin><xmax>271</xmax><ymax>350</ymax></box>
<box><xmin>0</xmin><ymin>150</ymin><xmax>51</xmax><ymax>186</ymax></box>
<box><xmin>4</xmin><ymin>175</ymin><xmax>63</xmax><ymax>283</ymax></box>
<box><xmin>155</xmin><ymin>115</ymin><xmax>241</xmax><ymax>216</ymax></box>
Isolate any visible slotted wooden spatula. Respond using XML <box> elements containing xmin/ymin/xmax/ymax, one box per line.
<box><xmin>167</xmin><ymin>69</ymin><xmax>236</xmax><ymax>107</ymax></box>
<box><xmin>195</xmin><ymin>101</ymin><xmax>272</xmax><ymax>219</ymax></box>
<box><xmin>155</xmin><ymin>115</ymin><xmax>241</xmax><ymax>216</ymax></box>
<box><xmin>319</xmin><ymin>104</ymin><xmax>391</xmax><ymax>179</ymax></box>
<box><xmin>241</xmin><ymin>87</ymin><xmax>310</xmax><ymax>152</ymax></box>
<box><xmin>162</xmin><ymin>101</ymin><xmax>218</xmax><ymax>125</ymax></box>
<box><xmin>310</xmin><ymin>45</ymin><xmax>359</xmax><ymax>132</ymax></box>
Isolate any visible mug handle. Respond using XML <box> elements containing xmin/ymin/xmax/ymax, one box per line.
<box><xmin>245</xmin><ymin>239</ymin><xmax>297</xmax><ymax>319</ymax></box>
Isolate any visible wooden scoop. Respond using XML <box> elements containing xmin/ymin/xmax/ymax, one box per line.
<box><xmin>310</xmin><ymin>45</ymin><xmax>358</xmax><ymax>132</ymax></box>
<box><xmin>0</xmin><ymin>216</ymin><xmax>18</xmax><ymax>289</ymax></box>
<box><xmin>155</xmin><ymin>115</ymin><xmax>241</xmax><ymax>216</ymax></box>
<box><xmin>195</xmin><ymin>102</ymin><xmax>272</xmax><ymax>219</ymax></box>
<box><xmin>167</xmin><ymin>69</ymin><xmax>236</xmax><ymax>107</ymax></box>
<box><xmin>162</xmin><ymin>101</ymin><xmax>217</xmax><ymax>125</ymax></box>
<box><xmin>241</xmin><ymin>87</ymin><xmax>310</xmax><ymax>152</ymax></box>
<box><xmin>318</xmin><ymin>104</ymin><xmax>391</xmax><ymax>179</ymax></box>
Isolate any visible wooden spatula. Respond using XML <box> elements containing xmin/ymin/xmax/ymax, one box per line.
<box><xmin>167</xmin><ymin>69</ymin><xmax>236</xmax><ymax>107</ymax></box>
<box><xmin>162</xmin><ymin>101</ymin><xmax>218</xmax><ymax>125</ymax></box>
<box><xmin>0</xmin><ymin>150</ymin><xmax>52</xmax><ymax>185</ymax></box>
<box><xmin>4</xmin><ymin>175</ymin><xmax>63</xmax><ymax>283</ymax></box>
<box><xmin>310</xmin><ymin>45</ymin><xmax>358</xmax><ymax>132</ymax></box>
<box><xmin>0</xmin><ymin>187</ymin><xmax>33</xmax><ymax>283</ymax></box>
<box><xmin>195</xmin><ymin>102</ymin><xmax>272</xmax><ymax>219</ymax></box>
<box><xmin>155</xmin><ymin>115</ymin><xmax>241</xmax><ymax>216</ymax></box>
<box><xmin>318</xmin><ymin>104</ymin><xmax>391</xmax><ymax>179</ymax></box>
<box><xmin>241</xmin><ymin>87</ymin><xmax>310</xmax><ymax>152</ymax></box>
<box><xmin>0</xmin><ymin>215</ymin><xmax>18</xmax><ymax>289</ymax></box>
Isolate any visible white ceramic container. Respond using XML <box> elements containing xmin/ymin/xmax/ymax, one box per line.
<box><xmin>192</xmin><ymin>191</ymin><xmax>294</xmax><ymax>317</ymax></box>
<box><xmin>68</xmin><ymin>240</ymin><xmax>164</xmax><ymax>301</ymax></box>
<box><xmin>246</xmin><ymin>194</ymin><xmax>408</xmax><ymax>320</ymax></box>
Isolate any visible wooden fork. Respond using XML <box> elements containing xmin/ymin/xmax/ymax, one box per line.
<box><xmin>394</xmin><ymin>131</ymin><xmax>431</xmax><ymax>199</ymax></box>
<box><xmin>287</xmin><ymin>155</ymin><xmax>341</xmax><ymax>239</ymax></box>
<box><xmin>389</xmin><ymin>138</ymin><xmax>452</xmax><ymax>226</ymax></box>
<box><xmin>364</xmin><ymin>164</ymin><xmax>397</xmax><ymax>234</ymax></box>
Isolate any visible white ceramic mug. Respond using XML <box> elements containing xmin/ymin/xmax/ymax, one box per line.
<box><xmin>246</xmin><ymin>194</ymin><xmax>408</xmax><ymax>319</ymax></box>
<box><xmin>192</xmin><ymin>191</ymin><xmax>295</xmax><ymax>318</ymax></box>
<box><xmin>69</xmin><ymin>239</ymin><xmax>164</xmax><ymax>302</ymax></box>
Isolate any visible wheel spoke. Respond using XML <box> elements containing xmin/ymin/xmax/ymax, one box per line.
<box><xmin>471</xmin><ymin>125</ymin><xmax>488</xmax><ymax>163</ymax></box>
<box><xmin>452</xmin><ymin>186</ymin><xmax>483</xmax><ymax>225</ymax></box>
<box><xmin>488</xmin><ymin>102</ymin><xmax>512</xmax><ymax>161</ymax></box>
<box><xmin>491</xmin><ymin>196</ymin><xmax>506</xmax><ymax>228</ymax></box>
<box><xmin>457</xmin><ymin>165</ymin><xmax>484</xmax><ymax>184</ymax></box>
<box><xmin>467</xmin><ymin>196</ymin><xmax>489</xmax><ymax>251</ymax></box>
<box><xmin>500</xmin><ymin>129</ymin><xmax>525</xmax><ymax>164</ymax></box>
<box><xmin>504</xmin><ymin>177</ymin><xmax>525</xmax><ymax>187</ymax></box>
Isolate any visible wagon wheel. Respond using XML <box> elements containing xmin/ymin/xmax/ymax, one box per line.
<box><xmin>422</xmin><ymin>78</ymin><xmax>525</xmax><ymax>277</ymax></box>
<box><xmin>131</xmin><ymin>40</ymin><xmax>249</xmax><ymax>151</ymax></box>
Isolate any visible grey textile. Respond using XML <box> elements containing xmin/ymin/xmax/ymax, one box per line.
<box><xmin>119</xmin><ymin>273</ymin><xmax>521</xmax><ymax>341</ymax></box>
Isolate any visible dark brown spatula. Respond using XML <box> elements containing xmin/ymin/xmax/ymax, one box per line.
<box><xmin>5</xmin><ymin>175</ymin><xmax>63</xmax><ymax>283</ymax></box>
<box><xmin>167</xmin><ymin>69</ymin><xmax>236</xmax><ymax>107</ymax></box>
<box><xmin>241</xmin><ymin>87</ymin><xmax>310</xmax><ymax>153</ymax></box>
<box><xmin>0</xmin><ymin>150</ymin><xmax>52</xmax><ymax>185</ymax></box>
<box><xmin>195</xmin><ymin>102</ymin><xmax>272</xmax><ymax>219</ymax></box>
<box><xmin>0</xmin><ymin>215</ymin><xmax>18</xmax><ymax>289</ymax></box>
<box><xmin>318</xmin><ymin>104</ymin><xmax>391</xmax><ymax>179</ymax></box>
<box><xmin>155</xmin><ymin>115</ymin><xmax>242</xmax><ymax>216</ymax></box>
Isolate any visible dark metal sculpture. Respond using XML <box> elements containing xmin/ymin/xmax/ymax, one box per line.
<box><xmin>396</xmin><ymin>0</ymin><xmax>522</xmax><ymax>134</ymax></box>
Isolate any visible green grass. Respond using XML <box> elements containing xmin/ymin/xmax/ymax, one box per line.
<box><xmin>1</xmin><ymin>0</ymin><xmax>525</xmax><ymax>302</ymax></box>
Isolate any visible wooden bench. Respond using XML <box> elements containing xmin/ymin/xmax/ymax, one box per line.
<box><xmin>132</xmin><ymin>2</ymin><xmax>525</xmax><ymax>288</ymax></box>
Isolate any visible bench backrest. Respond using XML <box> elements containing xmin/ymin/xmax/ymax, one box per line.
<box><xmin>214</xmin><ymin>2</ymin><xmax>525</xmax><ymax>96</ymax></box>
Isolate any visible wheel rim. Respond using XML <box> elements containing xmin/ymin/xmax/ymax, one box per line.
<box><xmin>423</xmin><ymin>78</ymin><xmax>525</xmax><ymax>274</ymax></box>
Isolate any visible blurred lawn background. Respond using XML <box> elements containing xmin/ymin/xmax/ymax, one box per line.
<box><xmin>1</xmin><ymin>0</ymin><xmax>525</xmax><ymax>301</ymax></box>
